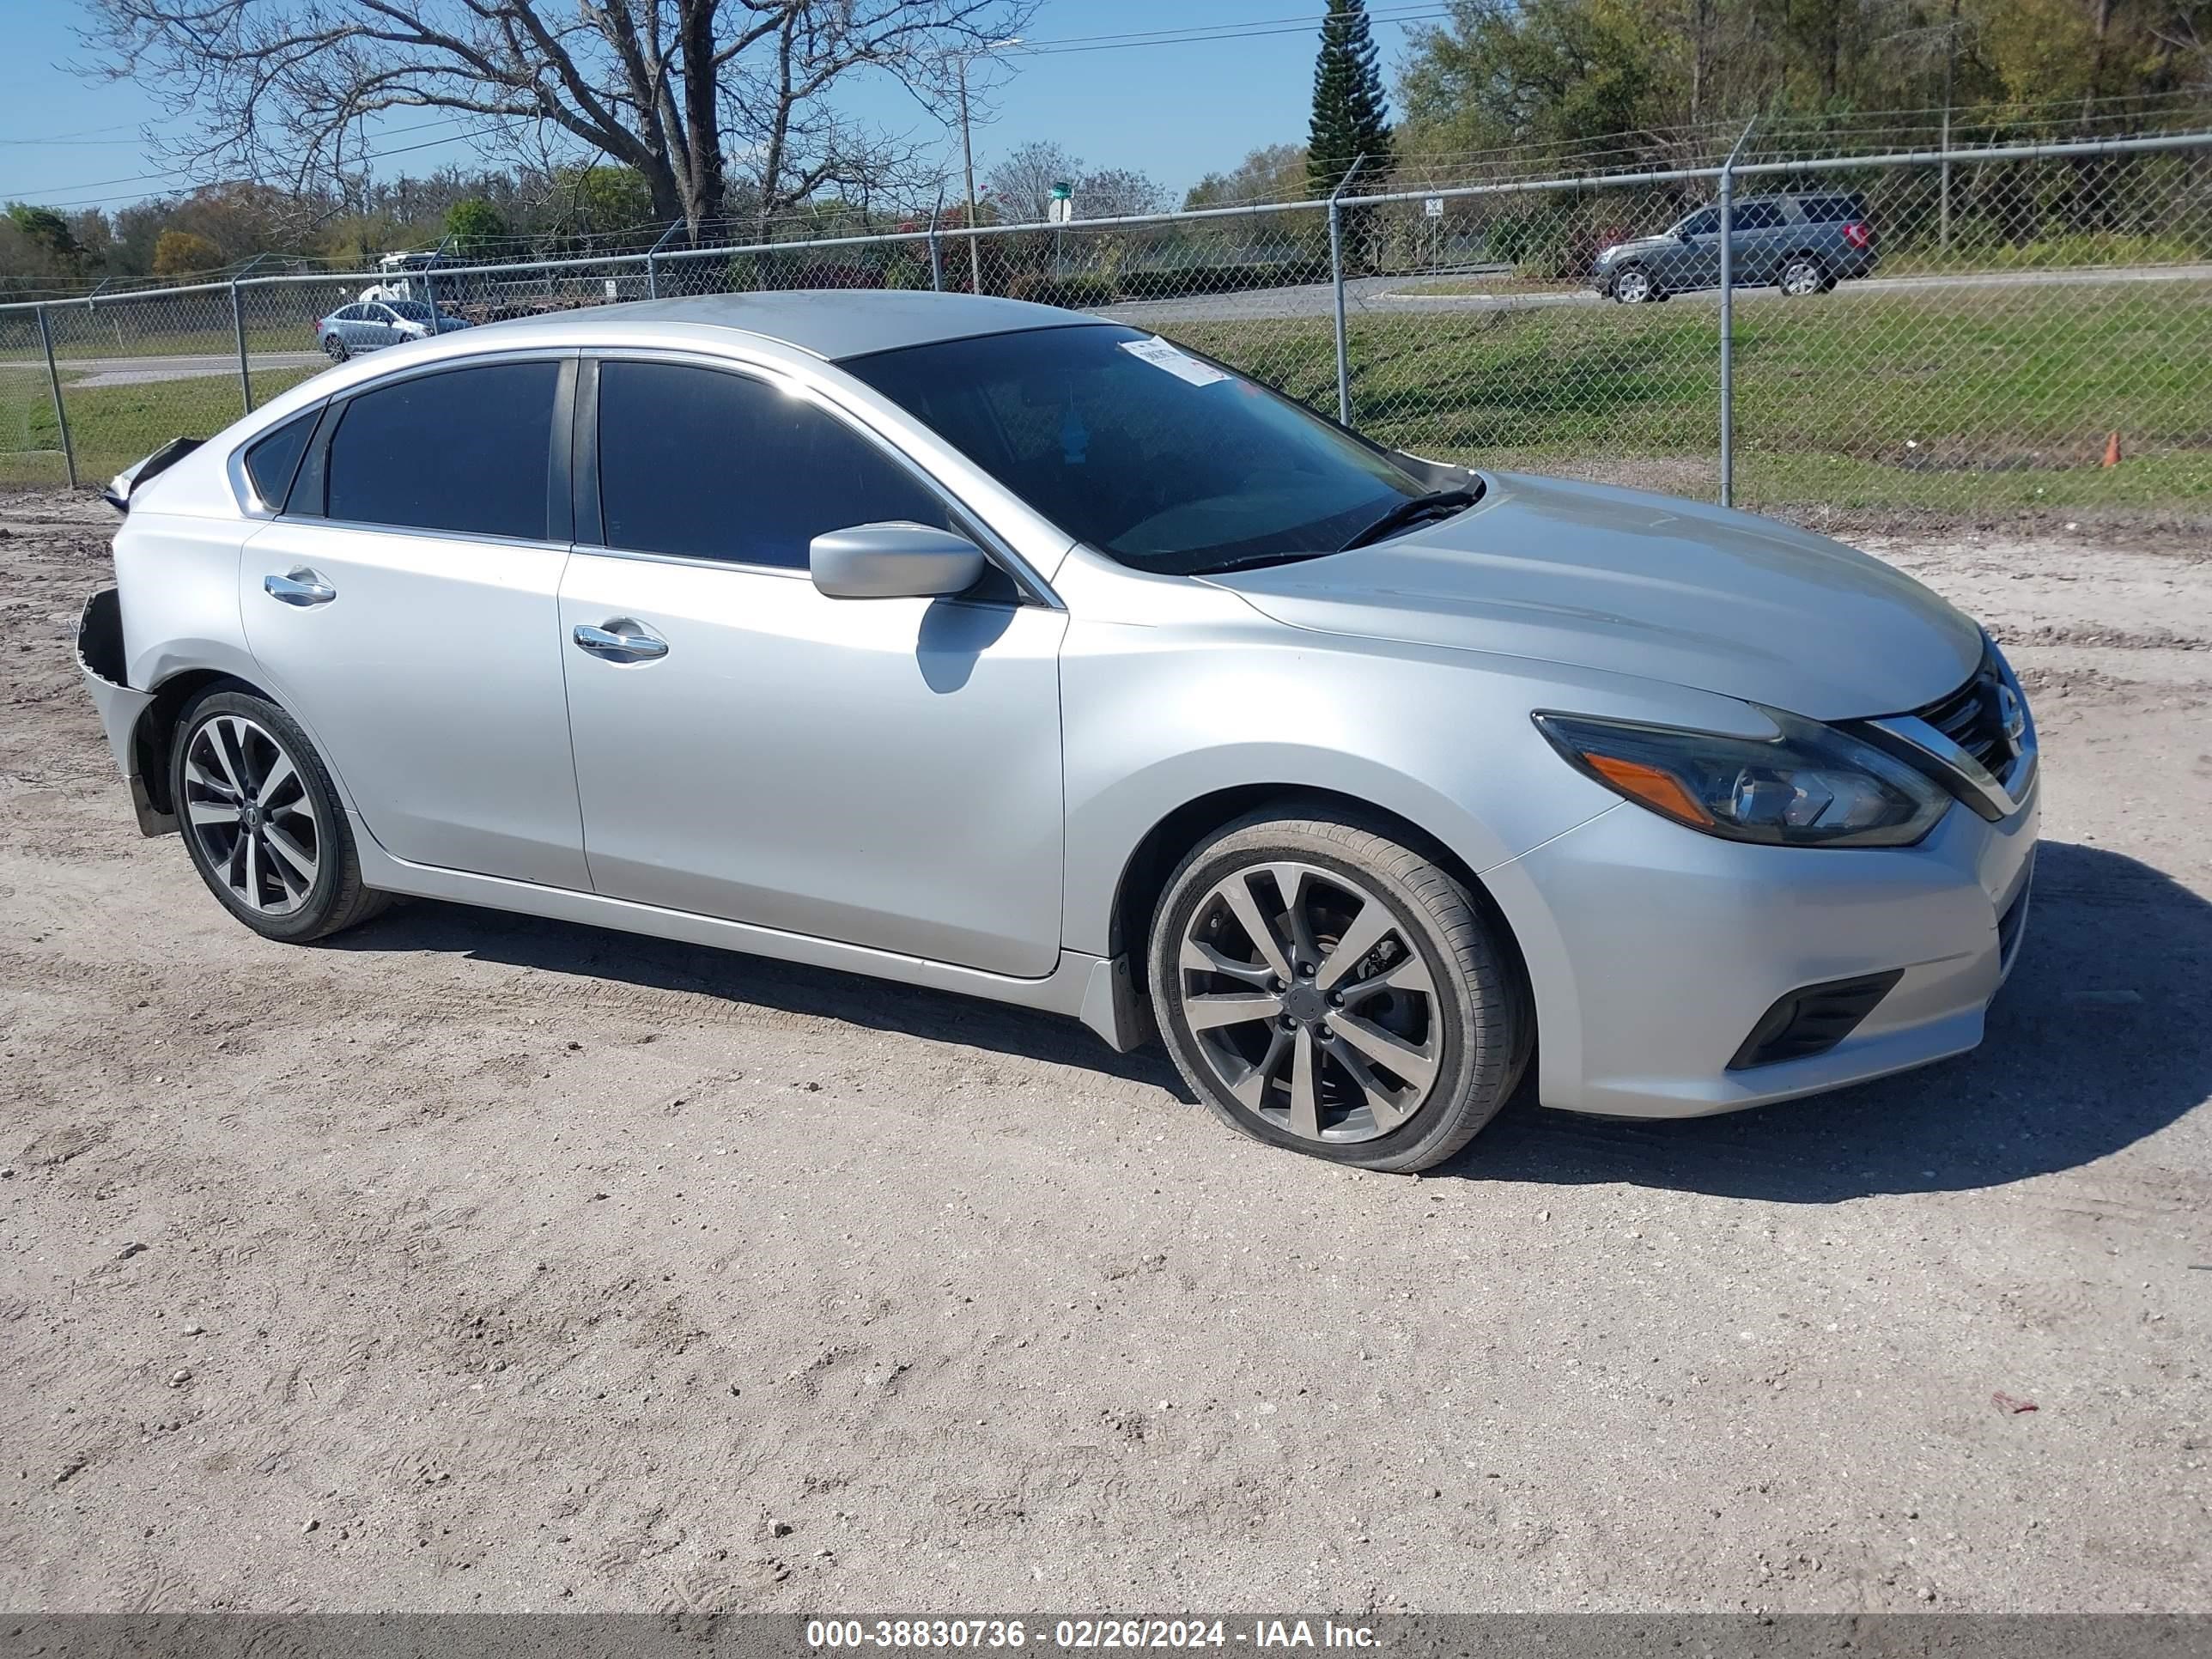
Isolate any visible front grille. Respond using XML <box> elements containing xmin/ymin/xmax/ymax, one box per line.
<box><xmin>1915</xmin><ymin>652</ymin><xmax>2014</xmax><ymax>775</ymax></box>
<box><xmin>1728</xmin><ymin>969</ymin><xmax>1905</xmax><ymax>1071</ymax></box>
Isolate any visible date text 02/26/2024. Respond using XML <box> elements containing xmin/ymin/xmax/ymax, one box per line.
<box><xmin>805</xmin><ymin>1621</ymin><xmax>1380</xmax><ymax>1650</ymax></box>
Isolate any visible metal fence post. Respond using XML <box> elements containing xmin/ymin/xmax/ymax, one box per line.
<box><xmin>927</xmin><ymin>202</ymin><xmax>945</xmax><ymax>293</ymax></box>
<box><xmin>646</xmin><ymin>220</ymin><xmax>681</xmax><ymax>300</ymax></box>
<box><xmin>1328</xmin><ymin>153</ymin><xmax>1369</xmax><ymax>428</ymax></box>
<box><xmin>231</xmin><ymin>280</ymin><xmax>252</xmax><ymax>415</ymax></box>
<box><xmin>36</xmin><ymin>302</ymin><xmax>77</xmax><ymax>489</ymax></box>
<box><xmin>1717</xmin><ymin>121</ymin><xmax>1754</xmax><ymax>508</ymax></box>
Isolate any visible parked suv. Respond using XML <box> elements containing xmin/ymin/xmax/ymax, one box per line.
<box><xmin>1591</xmin><ymin>192</ymin><xmax>1876</xmax><ymax>303</ymax></box>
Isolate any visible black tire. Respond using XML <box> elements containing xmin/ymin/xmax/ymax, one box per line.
<box><xmin>1146</xmin><ymin>808</ymin><xmax>1529</xmax><ymax>1174</ymax></box>
<box><xmin>171</xmin><ymin>687</ymin><xmax>390</xmax><ymax>944</ymax></box>
<box><xmin>324</xmin><ymin>335</ymin><xmax>348</xmax><ymax>362</ymax></box>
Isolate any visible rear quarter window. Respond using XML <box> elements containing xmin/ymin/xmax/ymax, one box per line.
<box><xmin>1798</xmin><ymin>196</ymin><xmax>1866</xmax><ymax>222</ymax></box>
<box><xmin>242</xmin><ymin>409</ymin><xmax>319</xmax><ymax>512</ymax></box>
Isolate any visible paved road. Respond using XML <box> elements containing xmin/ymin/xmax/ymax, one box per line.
<box><xmin>1102</xmin><ymin>260</ymin><xmax>2212</xmax><ymax>325</ymax></box>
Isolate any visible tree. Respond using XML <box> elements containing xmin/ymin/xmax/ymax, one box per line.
<box><xmin>1073</xmin><ymin>167</ymin><xmax>1169</xmax><ymax>220</ymax></box>
<box><xmin>985</xmin><ymin>139</ymin><xmax>1081</xmax><ymax>224</ymax></box>
<box><xmin>151</xmin><ymin>228</ymin><xmax>224</xmax><ymax>275</ymax></box>
<box><xmin>6</xmin><ymin>204</ymin><xmax>84</xmax><ymax>270</ymax></box>
<box><xmin>443</xmin><ymin>198</ymin><xmax>509</xmax><ymax>255</ymax></box>
<box><xmin>76</xmin><ymin>0</ymin><xmax>1036</xmax><ymax>240</ymax></box>
<box><xmin>1184</xmin><ymin>143</ymin><xmax>1308</xmax><ymax>210</ymax></box>
<box><xmin>1399</xmin><ymin>0</ymin><xmax>1663</xmax><ymax>162</ymax></box>
<box><xmin>1307</xmin><ymin>0</ymin><xmax>1395</xmax><ymax>197</ymax></box>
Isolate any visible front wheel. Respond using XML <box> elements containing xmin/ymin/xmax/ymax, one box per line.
<box><xmin>1611</xmin><ymin>265</ymin><xmax>1656</xmax><ymax>304</ymax></box>
<box><xmin>1147</xmin><ymin>811</ymin><xmax>1528</xmax><ymax>1173</ymax></box>
<box><xmin>172</xmin><ymin>689</ymin><xmax>389</xmax><ymax>944</ymax></box>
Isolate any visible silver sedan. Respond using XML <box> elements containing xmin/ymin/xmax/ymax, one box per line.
<box><xmin>77</xmin><ymin>292</ymin><xmax>2037</xmax><ymax>1172</ymax></box>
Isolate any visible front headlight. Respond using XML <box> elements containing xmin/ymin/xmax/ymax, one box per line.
<box><xmin>1533</xmin><ymin>707</ymin><xmax>1950</xmax><ymax>848</ymax></box>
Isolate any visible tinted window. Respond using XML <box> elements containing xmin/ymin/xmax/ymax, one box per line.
<box><xmin>845</xmin><ymin>325</ymin><xmax>1428</xmax><ymax>576</ymax></box>
<box><xmin>244</xmin><ymin>409</ymin><xmax>317</xmax><ymax>511</ymax></box>
<box><xmin>386</xmin><ymin>301</ymin><xmax>435</xmax><ymax>322</ymax></box>
<box><xmin>597</xmin><ymin>361</ymin><xmax>951</xmax><ymax>568</ymax></box>
<box><xmin>325</xmin><ymin>362</ymin><xmax>557</xmax><ymax>539</ymax></box>
<box><xmin>1680</xmin><ymin>208</ymin><xmax>1720</xmax><ymax>237</ymax></box>
<box><xmin>1799</xmin><ymin>195</ymin><xmax>1865</xmax><ymax>222</ymax></box>
<box><xmin>1735</xmin><ymin>201</ymin><xmax>1784</xmax><ymax>229</ymax></box>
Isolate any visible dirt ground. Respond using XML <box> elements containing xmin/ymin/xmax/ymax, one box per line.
<box><xmin>0</xmin><ymin>489</ymin><xmax>2206</xmax><ymax>1614</ymax></box>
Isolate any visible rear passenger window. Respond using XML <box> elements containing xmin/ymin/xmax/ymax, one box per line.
<box><xmin>325</xmin><ymin>362</ymin><xmax>557</xmax><ymax>540</ymax></box>
<box><xmin>597</xmin><ymin>360</ymin><xmax>951</xmax><ymax>568</ymax></box>
<box><xmin>1800</xmin><ymin>197</ymin><xmax>1863</xmax><ymax>222</ymax></box>
<box><xmin>1735</xmin><ymin>201</ymin><xmax>1784</xmax><ymax>229</ymax></box>
<box><xmin>243</xmin><ymin>409</ymin><xmax>318</xmax><ymax>512</ymax></box>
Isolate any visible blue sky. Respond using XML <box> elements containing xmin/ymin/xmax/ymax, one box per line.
<box><xmin>0</xmin><ymin>1</ymin><xmax>1449</xmax><ymax>216</ymax></box>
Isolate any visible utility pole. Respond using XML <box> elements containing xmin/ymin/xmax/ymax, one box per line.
<box><xmin>958</xmin><ymin>59</ymin><xmax>981</xmax><ymax>295</ymax></box>
<box><xmin>951</xmin><ymin>35</ymin><xmax>1022</xmax><ymax>296</ymax></box>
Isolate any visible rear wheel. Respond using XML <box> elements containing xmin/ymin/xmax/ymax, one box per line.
<box><xmin>1147</xmin><ymin>810</ymin><xmax>1528</xmax><ymax>1173</ymax></box>
<box><xmin>1779</xmin><ymin>254</ymin><xmax>1826</xmax><ymax>297</ymax></box>
<box><xmin>172</xmin><ymin>689</ymin><xmax>388</xmax><ymax>944</ymax></box>
<box><xmin>323</xmin><ymin>334</ymin><xmax>349</xmax><ymax>362</ymax></box>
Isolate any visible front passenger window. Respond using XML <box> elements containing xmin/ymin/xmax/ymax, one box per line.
<box><xmin>597</xmin><ymin>360</ymin><xmax>951</xmax><ymax>568</ymax></box>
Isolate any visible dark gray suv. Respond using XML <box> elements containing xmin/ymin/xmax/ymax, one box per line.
<box><xmin>1589</xmin><ymin>192</ymin><xmax>1877</xmax><ymax>304</ymax></box>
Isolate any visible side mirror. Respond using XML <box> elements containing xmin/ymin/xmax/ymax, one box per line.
<box><xmin>810</xmin><ymin>522</ymin><xmax>987</xmax><ymax>600</ymax></box>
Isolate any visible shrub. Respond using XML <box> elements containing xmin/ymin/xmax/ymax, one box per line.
<box><xmin>1005</xmin><ymin>271</ymin><xmax>1115</xmax><ymax>309</ymax></box>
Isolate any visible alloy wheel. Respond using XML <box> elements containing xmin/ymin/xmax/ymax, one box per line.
<box><xmin>182</xmin><ymin>714</ymin><xmax>321</xmax><ymax>916</ymax></box>
<box><xmin>1781</xmin><ymin>258</ymin><xmax>1823</xmax><ymax>296</ymax></box>
<box><xmin>1176</xmin><ymin>860</ymin><xmax>1442</xmax><ymax>1144</ymax></box>
<box><xmin>1613</xmin><ymin>268</ymin><xmax>1652</xmax><ymax>303</ymax></box>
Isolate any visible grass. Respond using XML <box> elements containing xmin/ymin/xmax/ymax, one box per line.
<box><xmin>1171</xmin><ymin>278</ymin><xmax>2212</xmax><ymax>515</ymax></box>
<box><xmin>0</xmin><ymin>365</ymin><xmax>320</xmax><ymax>484</ymax></box>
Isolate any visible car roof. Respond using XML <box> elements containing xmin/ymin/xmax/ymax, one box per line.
<box><xmin>472</xmin><ymin>289</ymin><xmax>1100</xmax><ymax>362</ymax></box>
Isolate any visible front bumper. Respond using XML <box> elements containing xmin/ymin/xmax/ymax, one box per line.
<box><xmin>1486</xmin><ymin>776</ymin><xmax>2039</xmax><ymax>1119</ymax></box>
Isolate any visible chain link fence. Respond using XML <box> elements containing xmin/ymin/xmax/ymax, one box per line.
<box><xmin>3</xmin><ymin>129</ymin><xmax>2208</xmax><ymax>526</ymax></box>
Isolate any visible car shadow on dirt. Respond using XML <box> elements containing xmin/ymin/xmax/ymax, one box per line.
<box><xmin>1457</xmin><ymin>839</ymin><xmax>2212</xmax><ymax>1200</ymax></box>
<box><xmin>327</xmin><ymin>900</ymin><xmax>1195</xmax><ymax>1097</ymax></box>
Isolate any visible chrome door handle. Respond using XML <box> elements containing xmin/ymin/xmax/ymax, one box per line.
<box><xmin>573</xmin><ymin>620</ymin><xmax>669</xmax><ymax>662</ymax></box>
<box><xmin>264</xmin><ymin>568</ymin><xmax>337</xmax><ymax>606</ymax></box>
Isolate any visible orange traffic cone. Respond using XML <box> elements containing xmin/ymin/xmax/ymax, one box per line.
<box><xmin>2103</xmin><ymin>431</ymin><xmax>2122</xmax><ymax>467</ymax></box>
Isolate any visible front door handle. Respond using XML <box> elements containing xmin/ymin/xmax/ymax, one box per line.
<box><xmin>573</xmin><ymin>619</ymin><xmax>669</xmax><ymax>662</ymax></box>
<box><xmin>264</xmin><ymin>568</ymin><xmax>337</xmax><ymax>606</ymax></box>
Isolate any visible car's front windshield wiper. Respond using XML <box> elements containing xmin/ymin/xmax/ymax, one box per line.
<box><xmin>1338</xmin><ymin>487</ymin><xmax>1479</xmax><ymax>551</ymax></box>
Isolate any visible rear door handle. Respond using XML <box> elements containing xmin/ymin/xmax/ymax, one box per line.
<box><xmin>264</xmin><ymin>568</ymin><xmax>337</xmax><ymax>606</ymax></box>
<box><xmin>573</xmin><ymin>619</ymin><xmax>669</xmax><ymax>662</ymax></box>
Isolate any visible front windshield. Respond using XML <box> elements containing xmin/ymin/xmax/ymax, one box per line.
<box><xmin>842</xmin><ymin>323</ymin><xmax>1429</xmax><ymax>574</ymax></box>
<box><xmin>385</xmin><ymin>301</ymin><xmax>435</xmax><ymax>322</ymax></box>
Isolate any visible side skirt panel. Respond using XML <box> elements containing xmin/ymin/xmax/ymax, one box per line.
<box><xmin>349</xmin><ymin>814</ymin><xmax>1143</xmax><ymax>1048</ymax></box>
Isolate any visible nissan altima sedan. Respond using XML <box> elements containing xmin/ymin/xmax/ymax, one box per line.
<box><xmin>76</xmin><ymin>291</ymin><xmax>2037</xmax><ymax>1172</ymax></box>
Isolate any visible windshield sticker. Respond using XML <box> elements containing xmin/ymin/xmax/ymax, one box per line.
<box><xmin>1119</xmin><ymin>336</ymin><xmax>1230</xmax><ymax>387</ymax></box>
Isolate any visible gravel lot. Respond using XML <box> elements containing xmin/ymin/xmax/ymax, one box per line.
<box><xmin>1</xmin><ymin>490</ymin><xmax>2206</xmax><ymax>1613</ymax></box>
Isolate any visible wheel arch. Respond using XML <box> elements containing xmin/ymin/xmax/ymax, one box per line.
<box><xmin>1106</xmin><ymin>783</ymin><xmax>1534</xmax><ymax>1021</ymax></box>
<box><xmin>134</xmin><ymin>667</ymin><xmax>282</xmax><ymax>818</ymax></box>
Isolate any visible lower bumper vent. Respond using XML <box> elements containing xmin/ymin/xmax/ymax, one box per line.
<box><xmin>1728</xmin><ymin>970</ymin><xmax>1905</xmax><ymax>1071</ymax></box>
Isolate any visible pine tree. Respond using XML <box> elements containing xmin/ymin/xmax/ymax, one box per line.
<box><xmin>1307</xmin><ymin>0</ymin><xmax>1395</xmax><ymax>199</ymax></box>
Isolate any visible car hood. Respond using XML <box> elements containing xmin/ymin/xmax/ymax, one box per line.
<box><xmin>1602</xmin><ymin>234</ymin><xmax>1674</xmax><ymax>258</ymax></box>
<box><xmin>1202</xmin><ymin>471</ymin><xmax>1984</xmax><ymax>721</ymax></box>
